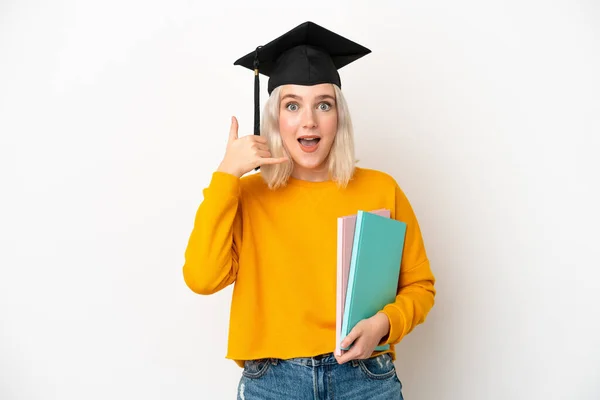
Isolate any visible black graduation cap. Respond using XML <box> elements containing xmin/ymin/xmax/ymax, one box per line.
<box><xmin>234</xmin><ymin>21</ymin><xmax>371</xmax><ymax>135</ymax></box>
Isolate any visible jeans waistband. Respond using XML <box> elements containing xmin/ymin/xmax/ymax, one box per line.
<box><xmin>282</xmin><ymin>352</ymin><xmax>359</xmax><ymax>367</ymax></box>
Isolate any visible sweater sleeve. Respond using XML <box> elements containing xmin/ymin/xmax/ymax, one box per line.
<box><xmin>182</xmin><ymin>171</ymin><xmax>243</xmax><ymax>295</ymax></box>
<box><xmin>378</xmin><ymin>183</ymin><xmax>436</xmax><ymax>346</ymax></box>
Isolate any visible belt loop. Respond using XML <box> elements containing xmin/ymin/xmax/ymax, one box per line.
<box><xmin>351</xmin><ymin>359</ymin><xmax>359</xmax><ymax>367</ymax></box>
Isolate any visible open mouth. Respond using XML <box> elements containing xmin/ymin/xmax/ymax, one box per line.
<box><xmin>298</xmin><ymin>137</ymin><xmax>321</xmax><ymax>147</ymax></box>
<box><xmin>297</xmin><ymin>137</ymin><xmax>321</xmax><ymax>153</ymax></box>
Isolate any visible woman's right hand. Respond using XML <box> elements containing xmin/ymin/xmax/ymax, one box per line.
<box><xmin>217</xmin><ymin>116</ymin><xmax>289</xmax><ymax>178</ymax></box>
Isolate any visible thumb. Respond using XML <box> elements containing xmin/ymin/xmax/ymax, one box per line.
<box><xmin>228</xmin><ymin>116</ymin><xmax>239</xmax><ymax>143</ymax></box>
<box><xmin>341</xmin><ymin>326</ymin><xmax>361</xmax><ymax>349</ymax></box>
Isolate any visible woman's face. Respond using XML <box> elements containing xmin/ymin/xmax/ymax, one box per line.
<box><xmin>278</xmin><ymin>84</ymin><xmax>338</xmax><ymax>178</ymax></box>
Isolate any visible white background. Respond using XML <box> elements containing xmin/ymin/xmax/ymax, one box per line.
<box><xmin>1</xmin><ymin>1</ymin><xmax>599</xmax><ymax>399</ymax></box>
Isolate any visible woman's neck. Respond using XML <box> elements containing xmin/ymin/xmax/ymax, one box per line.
<box><xmin>291</xmin><ymin>164</ymin><xmax>330</xmax><ymax>182</ymax></box>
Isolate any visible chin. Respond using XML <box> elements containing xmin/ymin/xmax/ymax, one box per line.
<box><xmin>286</xmin><ymin>141</ymin><xmax>332</xmax><ymax>170</ymax></box>
<box><xmin>291</xmin><ymin>155</ymin><xmax>329</xmax><ymax>170</ymax></box>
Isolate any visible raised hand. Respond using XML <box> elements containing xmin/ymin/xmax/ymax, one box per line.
<box><xmin>217</xmin><ymin>116</ymin><xmax>289</xmax><ymax>178</ymax></box>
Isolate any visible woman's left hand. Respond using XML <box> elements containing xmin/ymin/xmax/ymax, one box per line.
<box><xmin>335</xmin><ymin>312</ymin><xmax>390</xmax><ymax>364</ymax></box>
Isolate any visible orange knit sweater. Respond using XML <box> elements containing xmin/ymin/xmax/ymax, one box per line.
<box><xmin>182</xmin><ymin>167</ymin><xmax>436</xmax><ymax>367</ymax></box>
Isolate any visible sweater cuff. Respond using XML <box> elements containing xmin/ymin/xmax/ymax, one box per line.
<box><xmin>379</xmin><ymin>304</ymin><xmax>407</xmax><ymax>346</ymax></box>
<box><xmin>207</xmin><ymin>171</ymin><xmax>241</xmax><ymax>197</ymax></box>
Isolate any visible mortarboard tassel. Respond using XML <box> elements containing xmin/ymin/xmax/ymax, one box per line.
<box><xmin>253</xmin><ymin>46</ymin><xmax>262</xmax><ymax>136</ymax></box>
<box><xmin>253</xmin><ymin>46</ymin><xmax>261</xmax><ymax>171</ymax></box>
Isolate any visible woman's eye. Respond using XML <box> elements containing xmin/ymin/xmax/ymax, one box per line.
<box><xmin>286</xmin><ymin>103</ymin><xmax>299</xmax><ymax>111</ymax></box>
<box><xmin>318</xmin><ymin>102</ymin><xmax>331</xmax><ymax>111</ymax></box>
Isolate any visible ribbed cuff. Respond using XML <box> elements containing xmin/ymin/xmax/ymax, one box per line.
<box><xmin>207</xmin><ymin>171</ymin><xmax>241</xmax><ymax>197</ymax></box>
<box><xmin>379</xmin><ymin>304</ymin><xmax>407</xmax><ymax>346</ymax></box>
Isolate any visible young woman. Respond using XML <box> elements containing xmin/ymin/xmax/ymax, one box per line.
<box><xmin>183</xmin><ymin>22</ymin><xmax>436</xmax><ymax>400</ymax></box>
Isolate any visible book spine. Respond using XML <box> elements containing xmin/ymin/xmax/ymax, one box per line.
<box><xmin>341</xmin><ymin>210</ymin><xmax>364</xmax><ymax>341</ymax></box>
<box><xmin>335</xmin><ymin>217</ymin><xmax>343</xmax><ymax>356</ymax></box>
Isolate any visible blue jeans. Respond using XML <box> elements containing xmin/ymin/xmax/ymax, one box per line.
<box><xmin>237</xmin><ymin>352</ymin><xmax>403</xmax><ymax>400</ymax></box>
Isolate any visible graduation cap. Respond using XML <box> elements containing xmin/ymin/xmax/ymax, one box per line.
<box><xmin>234</xmin><ymin>21</ymin><xmax>371</xmax><ymax>136</ymax></box>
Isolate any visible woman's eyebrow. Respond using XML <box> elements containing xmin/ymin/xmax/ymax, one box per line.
<box><xmin>281</xmin><ymin>94</ymin><xmax>302</xmax><ymax>101</ymax></box>
<box><xmin>316</xmin><ymin>94</ymin><xmax>336</xmax><ymax>101</ymax></box>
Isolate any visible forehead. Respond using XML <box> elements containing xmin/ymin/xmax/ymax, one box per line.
<box><xmin>280</xmin><ymin>83</ymin><xmax>335</xmax><ymax>98</ymax></box>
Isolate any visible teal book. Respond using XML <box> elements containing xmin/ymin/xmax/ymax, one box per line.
<box><xmin>340</xmin><ymin>210</ymin><xmax>407</xmax><ymax>352</ymax></box>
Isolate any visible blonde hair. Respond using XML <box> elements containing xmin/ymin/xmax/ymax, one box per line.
<box><xmin>259</xmin><ymin>84</ymin><xmax>357</xmax><ymax>189</ymax></box>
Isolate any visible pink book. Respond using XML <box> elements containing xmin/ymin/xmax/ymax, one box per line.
<box><xmin>335</xmin><ymin>208</ymin><xmax>391</xmax><ymax>356</ymax></box>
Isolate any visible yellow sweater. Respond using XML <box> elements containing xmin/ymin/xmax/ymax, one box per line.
<box><xmin>182</xmin><ymin>167</ymin><xmax>435</xmax><ymax>368</ymax></box>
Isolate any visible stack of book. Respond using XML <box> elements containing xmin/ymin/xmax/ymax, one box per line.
<box><xmin>335</xmin><ymin>209</ymin><xmax>407</xmax><ymax>355</ymax></box>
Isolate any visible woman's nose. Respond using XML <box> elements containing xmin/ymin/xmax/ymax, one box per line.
<box><xmin>302</xmin><ymin>109</ymin><xmax>317</xmax><ymax>129</ymax></box>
